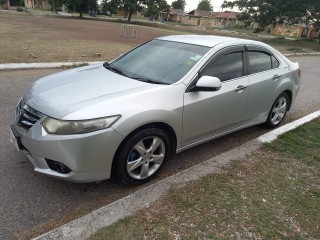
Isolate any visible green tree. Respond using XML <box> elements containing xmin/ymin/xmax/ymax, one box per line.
<box><xmin>237</xmin><ymin>12</ymin><xmax>252</xmax><ymax>27</ymax></box>
<box><xmin>144</xmin><ymin>0</ymin><xmax>169</xmax><ymax>19</ymax></box>
<box><xmin>305</xmin><ymin>0</ymin><xmax>320</xmax><ymax>23</ymax></box>
<box><xmin>197</xmin><ymin>0</ymin><xmax>212</xmax><ymax>11</ymax></box>
<box><xmin>102</xmin><ymin>0</ymin><xmax>144</xmax><ymax>21</ymax></box>
<box><xmin>65</xmin><ymin>0</ymin><xmax>97</xmax><ymax>17</ymax></box>
<box><xmin>222</xmin><ymin>0</ymin><xmax>277</xmax><ymax>27</ymax></box>
<box><xmin>123</xmin><ymin>0</ymin><xmax>145</xmax><ymax>21</ymax></box>
<box><xmin>171</xmin><ymin>0</ymin><xmax>185</xmax><ymax>11</ymax></box>
<box><xmin>48</xmin><ymin>0</ymin><xmax>65</xmax><ymax>11</ymax></box>
<box><xmin>9</xmin><ymin>0</ymin><xmax>24</xmax><ymax>6</ymax></box>
<box><xmin>222</xmin><ymin>0</ymin><xmax>318</xmax><ymax>27</ymax></box>
<box><xmin>101</xmin><ymin>0</ymin><xmax>118</xmax><ymax>14</ymax></box>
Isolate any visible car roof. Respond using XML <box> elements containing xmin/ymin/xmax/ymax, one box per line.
<box><xmin>157</xmin><ymin>35</ymin><xmax>254</xmax><ymax>48</ymax></box>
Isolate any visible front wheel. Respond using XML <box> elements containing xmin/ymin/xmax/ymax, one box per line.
<box><xmin>115</xmin><ymin>128</ymin><xmax>171</xmax><ymax>186</ymax></box>
<box><xmin>265</xmin><ymin>93</ymin><xmax>289</xmax><ymax>128</ymax></box>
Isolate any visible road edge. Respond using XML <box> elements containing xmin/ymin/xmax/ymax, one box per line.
<box><xmin>0</xmin><ymin>62</ymin><xmax>103</xmax><ymax>70</ymax></box>
<box><xmin>1</xmin><ymin>53</ymin><xmax>320</xmax><ymax>70</ymax></box>
<box><xmin>32</xmin><ymin>110</ymin><xmax>320</xmax><ymax>240</ymax></box>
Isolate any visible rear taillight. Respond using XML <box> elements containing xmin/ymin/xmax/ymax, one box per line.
<box><xmin>298</xmin><ymin>69</ymin><xmax>301</xmax><ymax>77</ymax></box>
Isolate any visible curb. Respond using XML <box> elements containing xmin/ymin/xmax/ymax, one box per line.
<box><xmin>284</xmin><ymin>52</ymin><xmax>320</xmax><ymax>57</ymax></box>
<box><xmin>1</xmin><ymin>53</ymin><xmax>320</xmax><ymax>70</ymax></box>
<box><xmin>32</xmin><ymin>110</ymin><xmax>320</xmax><ymax>240</ymax></box>
<box><xmin>0</xmin><ymin>62</ymin><xmax>103</xmax><ymax>70</ymax></box>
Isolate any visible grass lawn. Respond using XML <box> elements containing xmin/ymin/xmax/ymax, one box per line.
<box><xmin>0</xmin><ymin>11</ymin><xmax>320</xmax><ymax>64</ymax></box>
<box><xmin>0</xmin><ymin>12</ymin><xmax>182</xmax><ymax>64</ymax></box>
<box><xmin>92</xmin><ymin>118</ymin><xmax>320</xmax><ymax>240</ymax></box>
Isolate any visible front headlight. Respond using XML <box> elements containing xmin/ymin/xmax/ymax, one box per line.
<box><xmin>41</xmin><ymin>115</ymin><xmax>121</xmax><ymax>135</ymax></box>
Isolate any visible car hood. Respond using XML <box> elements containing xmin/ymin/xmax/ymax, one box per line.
<box><xmin>23</xmin><ymin>64</ymin><xmax>157</xmax><ymax>118</ymax></box>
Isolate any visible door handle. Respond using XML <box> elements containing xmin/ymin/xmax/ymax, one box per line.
<box><xmin>272</xmin><ymin>74</ymin><xmax>281</xmax><ymax>80</ymax></box>
<box><xmin>234</xmin><ymin>85</ymin><xmax>247</xmax><ymax>92</ymax></box>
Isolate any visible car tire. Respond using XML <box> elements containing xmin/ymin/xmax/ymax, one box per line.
<box><xmin>115</xmin><ymin>128</ymin><xmax>171</xmax><ymax>186</ymax></box>
<box><xmin>265</xmin><ymin>92</ymin><xmax>289</xmax><ymax>128</ymax></box>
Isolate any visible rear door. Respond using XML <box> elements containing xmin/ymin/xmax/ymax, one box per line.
<box><xmin>244</xmin><ymin>45</ymin><xmax>283</xmax><ymax>121</ymax></box>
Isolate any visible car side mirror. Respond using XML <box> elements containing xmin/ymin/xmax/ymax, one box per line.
<box><xmin>191</xmin><ymin>76</ymin><xmax>222</xmax><ymax>92</ymax></box>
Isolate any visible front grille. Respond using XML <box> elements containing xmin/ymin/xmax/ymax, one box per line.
<box><xmin>16</xmin><ymin>104</ymin><xmax>43</xmax><ymax>131</ymax></box>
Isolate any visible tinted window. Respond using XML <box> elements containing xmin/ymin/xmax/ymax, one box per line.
<box><xmin>248</xmin><ymin>51</ymin><xmax>272</xmax><ymax>74</ymax></box>
<box><xmin>202</xmin><ymin>52</ymin><xmax>243</xmax><ymax>81</ymax></box>
<box><xmin>271</xmin><ymin>55</ymin><xmax>280</xmax><ymax>68</ymax></box>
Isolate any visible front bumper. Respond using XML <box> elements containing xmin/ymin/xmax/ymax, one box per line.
<box><xmin>10</xmin><ymin>121</ymin><xmax>124</xmax><ymax>183</ymax></box>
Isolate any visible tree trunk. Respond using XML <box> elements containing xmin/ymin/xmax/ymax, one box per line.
<box><xmin>128</xmin><ymin>11</ymin><xmax>133</xmax><ymax>21</ymax></box>
<box><xmin>80</xmin><ymin>10</ymin><xmax>83</xmax><ymax>18</ymax></box>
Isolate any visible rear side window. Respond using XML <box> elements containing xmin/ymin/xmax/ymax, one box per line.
<box><xmin>202</xmin><ymin>52</ymin><xmax>244</xmax><ymax>81</ymax></box>
<box><xmin>248</xmin><ymin>51</ymin><xmax>272</xmax><ymax>74</ymax></box>
<box><xmin>271</xmin><ymin>55</ymin><xmax>280</xmax><ymax>68</ymax></box>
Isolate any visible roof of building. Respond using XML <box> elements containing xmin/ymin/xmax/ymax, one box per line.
<box><xmin>212</xmin><ymin>11</ymin><xmax>240</xmax><ymax>19</ymax></box>
<box><xmin>187</xmin><ymin>9</ymin><xmax>213</xmax><ymax>18</ymax></box>
<box><xmin>170</xmin><ymin>8</ymin><xmax>184</xmax><ymax>15</ymax></box>
<box><xmin>160</xmin><ymin>8</ymin><xmax>184</xmax><ymax>16</ymax></box>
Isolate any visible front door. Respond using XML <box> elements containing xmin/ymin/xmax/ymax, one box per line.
<box><xmin>182</xmin><ymin>46</ymin><xmax>249</xmax><ymax>147</ymax></box>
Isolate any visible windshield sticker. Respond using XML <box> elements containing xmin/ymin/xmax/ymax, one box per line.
<box><xmin>190</xmin><ymin>55</ymin><xmax>202</xmax><ymax>62</ymax></box>
<box><xmin>185</xmin><ymin>59</ymin><xmax>195</xmax><ymax>66</ymax></box>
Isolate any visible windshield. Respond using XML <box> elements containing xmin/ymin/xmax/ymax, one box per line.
<box><xmin>108</xmin><ymin>40</ymin><xmax>210</xmax><ymax>85</ymax></box>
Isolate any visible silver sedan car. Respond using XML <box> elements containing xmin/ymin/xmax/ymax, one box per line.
<box><xmin>10</xmin><ymin>35</ymin><xmax>301</xmax><ymax>185</ymax></box>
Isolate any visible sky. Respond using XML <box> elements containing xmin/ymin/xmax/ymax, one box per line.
<box><xmin>166</xmin><ymin>0</ymin><xmax>228</xmax><ymax>12</ymax></box>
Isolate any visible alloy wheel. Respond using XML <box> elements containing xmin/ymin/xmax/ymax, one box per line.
<box><xmin>270</xmin><ymin>96</ymin><xmax>287</xmax><ymax>125</ymax></box>
<box><xmin>126</xmin><ymin>136</ymin><xmax>165</xmax><ymax>180</ymax></box>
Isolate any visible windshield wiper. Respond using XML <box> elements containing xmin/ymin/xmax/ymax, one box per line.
<box><xmin>103</xmin><ymin>62</ymin><xmax>168</xmax><ymax>85</ymax></box>
<box><xmin>103</xmin><ymin>61</ymin><xmax>110</xmax><ymax>68</ymax></box>
<box><xmin>131</xmin><ymin>77</ymin><xmax>169</xmax><ymax>85</ymax></box>
<box><xmin>103</xmin><ymin>62</ymin><xmax>128</xmax><ymax>77</ymax></box>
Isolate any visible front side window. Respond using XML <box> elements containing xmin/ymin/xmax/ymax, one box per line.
<box><xmin>109</xmin><ymin>40</ymin><xmax>210</xmax><ymax>85</ymax></box>
<box><xmin>201</xmin><ymin>52</ymin><xmax>244</xmax><ymax>81</ymax></box>
<box><xmin>248</xmin><ymin>51</ymin><xmax>272</xmax><ymax>74</ymax></box>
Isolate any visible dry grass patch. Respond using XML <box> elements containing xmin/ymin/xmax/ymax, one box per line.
<box><xmin>0</xmin><ymin>14</ymin><xmax>132</xmax><ymax>63</ymax></box>
<box><xmin>0</xmin><ymin>13</ymin><xmax>181</xmax><ymax>63</ymax></box>
<box><xmin>1</xmin><ymin>12</ymin><xmax>320</xmax><ymax>64</ymax></box>
<box><xmin>92</xmin><ymin>119</ymin><xmax>320</xmax><ymax>240</ymax></box>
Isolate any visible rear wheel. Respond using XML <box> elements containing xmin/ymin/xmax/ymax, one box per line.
<box><xmin>115</xmin><ymin>128</ymin><xmax>170</xmax><ymax>186</ymax></box>
<box><xmin>265</xmin><ymin>93</ymin><xmax>289</xmax><ymax>128</ymax></box>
